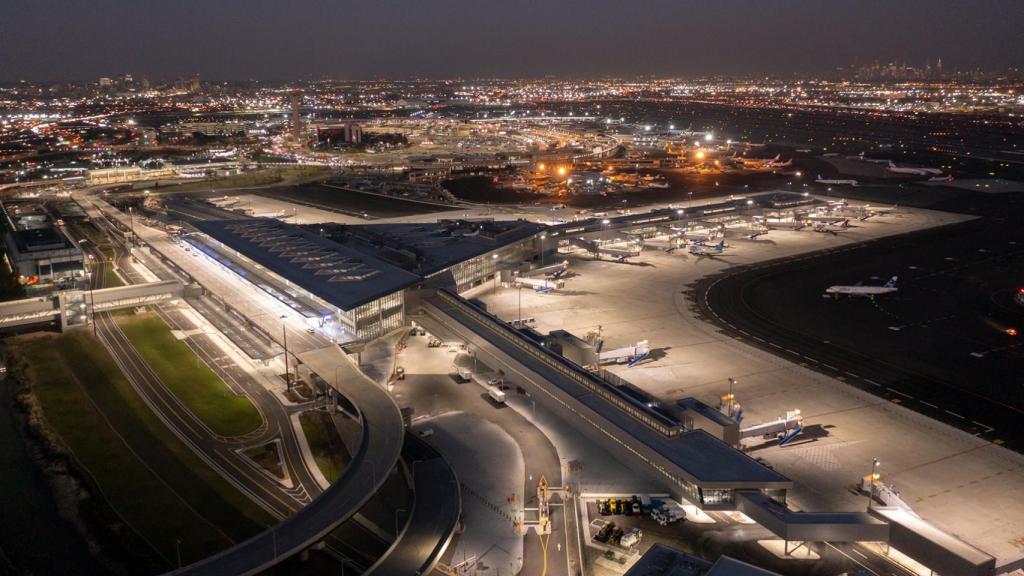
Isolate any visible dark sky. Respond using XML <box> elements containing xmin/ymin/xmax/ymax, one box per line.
<box><xmin>2</xmin><ymin>0</ymin><xmax>1021</xmax><ymax>82</ymax></box>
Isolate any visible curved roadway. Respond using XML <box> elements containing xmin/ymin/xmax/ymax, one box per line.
<box><xmin>165</xmin><ymin>347</ymin><xmax>404</xmax><ymax>576</ymax></box>
<box><xmin>77</xmin><ymin>193</ymin><xmax>407</xmax><ymax>575</ymax></box>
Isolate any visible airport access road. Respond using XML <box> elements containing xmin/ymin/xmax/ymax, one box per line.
<box><xmin>78</xmin><ymin>212</ymin><xmax>393</xmax><ymax>571</ymax></box>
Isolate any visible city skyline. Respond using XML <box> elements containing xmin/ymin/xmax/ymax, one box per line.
<box><xmin>2</xmin><ymin>0</ymin><xmax>1022</xmax><ymax>82</ymax></box>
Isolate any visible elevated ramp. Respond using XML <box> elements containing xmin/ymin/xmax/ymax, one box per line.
<box><xmin>871</xmin><ymin>507</ymin><xmax>996</xmax><ymax>576</ymax></box>
<box><xmin>365</xmin><ymin>434</ymin><xmax>461</xmax><ymax>576</ymax></box>
<box><xmin>0</xmin><ymin>280</ymin><xmax>183</xmax><ymax>331</ymax></box>
<box><xmin>735</xmin><ymin>491</ymin><xmax>889</xmax><ymax>543</ymax></box>
<box><xmin>169</xmin><ymin>345</ymin><xmax>405</xmax><ymax>576</ymax></box>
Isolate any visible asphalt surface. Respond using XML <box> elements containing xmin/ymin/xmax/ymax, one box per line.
<box><xmin>364</xmin><ymin>434</ymin><xmax>461</xmax><ymax>576</ymax></box>
<box><xmin>414</xmin><ymin>306</ymin><xmax>597</xmax><ymax>576</ymax></box>
<box><xmin>695</xmin><ymin>208</ymin><xmax>1024</xmax><ymax>451</ymax></box>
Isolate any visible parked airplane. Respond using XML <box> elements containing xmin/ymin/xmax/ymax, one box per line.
<box><xmin>813</xmin><ymin>219</ymin><xmax>850</xmax><ymax>234</ymax></box>
<box><xmin>825</xmin><ymin>276</ymin><xmax>898</xmax><ymax>297</ymax></box>
<box><xmin>886</xmin><ymin>161</ymin><xmax>929</xmax><ymax>176</ymax></box>
<box><xmin>817</xmin><ymin>174</ymin><xmax>859</xmax><ymax>186</ymax></box>
<box><xmin>688</xmin><ymin>240</ymin><xmax>727</xmax><ymax>256</ymax></box>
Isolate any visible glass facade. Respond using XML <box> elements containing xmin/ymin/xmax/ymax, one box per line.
<box><xmin>447</xmin><ymin>239</ymin><xmax>538</xmax><ymax>292</ymax></box>
<box><xmin>350</xmin><ymin>291</ymin><xmax>404</xmax><ymax>341</ymax></box>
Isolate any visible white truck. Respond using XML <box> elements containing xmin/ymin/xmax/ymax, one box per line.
<box><xmin>619</xmin><ymin>528</ymin><xmax>642</xmax><ymax>548</ymax></box>
<box><xmin>457</xmin><ymin>367</ymin><xmax>473</xmax><ymax>382</ymax></box>
<box><xmin>488</xmin><ymin>387</ymin><xmax>507</xmax><ymax>404</ymax></box>
<box><xmin>651</xmin><ymin>502</ymin><xmax>685</xmax><ymax>526</ymax></box>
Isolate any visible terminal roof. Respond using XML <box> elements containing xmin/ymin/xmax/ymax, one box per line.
<box><xmin>193</xmin><ymin>218</ymin><xmax>421</xmax><ymax>311</ymax></box>
<box><xmin>314</xmin><ymin>219</ymin><xmax>545</xmax><ymax>277</ymax></box>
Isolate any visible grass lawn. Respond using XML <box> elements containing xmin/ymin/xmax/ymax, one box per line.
<box><xmin>14</xmin><ymin>331</ymin><xmax>273</xmax><ymax>568</ymax></box>
<box><xmin>299</xmin><ymin>410</ymin><xmax>350</xmax><ymax>483</ymax></box>
<box><xmin>101</xmin><ymin>261</ymin><xmax>124</xmax><ymax>288</ymax></box>
<box><xmin>115</xmin><ymin>313</ymin><xmax>262</xmax><ymax>437</ymax></box>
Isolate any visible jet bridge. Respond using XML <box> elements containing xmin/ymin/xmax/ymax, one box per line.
<box><xmin>568</xmin><ymin>237</ymin><xmax>641</xmax><ymax>260</ymax></box>
<box><xmin>0</xmin><ymin>280</ymin><xmax>184</xmax><ymax>331</ymax></box>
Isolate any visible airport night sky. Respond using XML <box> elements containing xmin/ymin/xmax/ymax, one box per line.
<box><xmin>2</xmin><ymin>3</ymin><xmax>1024</xmax><ymax>576</ymax></box>
<box><xmin>1</xmin><ymin>0</ymin><xmax>1022</xmax><ymax>81</ymax></box>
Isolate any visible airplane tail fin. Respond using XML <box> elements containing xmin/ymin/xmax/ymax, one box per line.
<box><xmin>884</xmin><ymin>276</ymin><xmax>898</xmax><ymax>288</ymax></box>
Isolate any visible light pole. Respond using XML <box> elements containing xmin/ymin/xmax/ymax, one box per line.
<box><xmin>539</xmin><ymin>234</ymin><xmax>546</xmax><ymax>267</ymax></box>
<box><xmin>281</xmin><ymin>315</ymin><xmax>291</xmax><ymax>391</ymax></box>
<box><xmin>128</xmin><ymin>206</ymin><xmax>134</xmax><ymax>247</ymax></box>
<box><xmin>867</xmin><ymin>458</ymin><xmax>880</xmax><ymax>510</ymax></box>
<box><xmin>176</xmin><ymin>539</ymin><xmax>182</xmax><ymax>568</ymax></box>
<box><xmin>89</xmin><ymin>258</ymin><xmax>98</xmax><ymax>335</ymax></box>
<box><xmin>518</xmin><ymin>285</ymin><xmax>522</xmax><ymax>325</ymax></box>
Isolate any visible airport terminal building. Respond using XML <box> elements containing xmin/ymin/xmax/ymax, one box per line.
<box><xmin>1</xmin><ymin>201</ymin><xmax>85</xmax><ymax>292</ymax></box>
<box><xmin>189</xmin><ymin>217</ymin><xmax>546</xmax><ymax>341</ymax></box>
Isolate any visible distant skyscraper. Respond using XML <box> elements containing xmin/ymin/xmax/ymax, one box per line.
<box><xmin>290</xmin><ymin>90</ymin><xmax>304</xmax><ymax>140</ymax></box>
<box><xmin>189</xmin><ymin>75</ymin><xmax>200</xmax><ymax>92</ymax></box>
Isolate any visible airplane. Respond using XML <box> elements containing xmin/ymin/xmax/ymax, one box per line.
<box><xmin>746</xmin><ymin>229</ymin><xmax>769</xmax><ymax>240</ymax></box>
<box><xmin>817</xmin><ymin>174</ymin><xmax>858</xmax><ymax>186</ymax></box>
<box><xmin>688</xmin><ymin>240</ymin><xmax>727</xmax><ymax>256</ymax></box>
<box><xmin>929</xmin><ymin>174</ymin><xmax>955</xmax><ymax>183</ymax></box>
<box><xmin>825</xmin><ymin>276</ymin><xmax>898</xmax><ymax>297</ymax></box>
<box><xmin>813</xmin><ymin>219</ymin><xmax>850</xmax><ymax>234</ymax></box>
<box><xmin>886</xmin><ymin>161</ymin><xmax>930</xmax><ymax>176</ymax></box>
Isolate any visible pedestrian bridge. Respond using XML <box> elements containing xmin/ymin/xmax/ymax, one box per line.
<box><xmin>0</xmin><ymin>280</ymin><xmax>184</xmax><ymax>331</ymax></box>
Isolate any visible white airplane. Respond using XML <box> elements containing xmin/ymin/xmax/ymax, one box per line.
<box><xmin>688</xmin><ymin>240</ymin><xmax>727</xmax><ymax>256</ymax></box>
<box><xmin>887</xmin><ymin>161</ymin><xmax>942</xmax><ymax>176</ymax></box>
<box><xmin>886</xmin><ymin>161</ymin><xmax>929</xmax><ymax>176</ymax></box>
<box><xmin>825</xmin><ymin>276</ymin><xmax>898</xmax><ymax>297</ymax></box>
<box><xmin>813</xmin><ymin>219</ymin><xmax>850</xmax><ymax>234</ymax></box>
<box><xmin>817</xmin><ymin>174</ymin><xmax>858</xmax><ymax>186</ymax></box>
